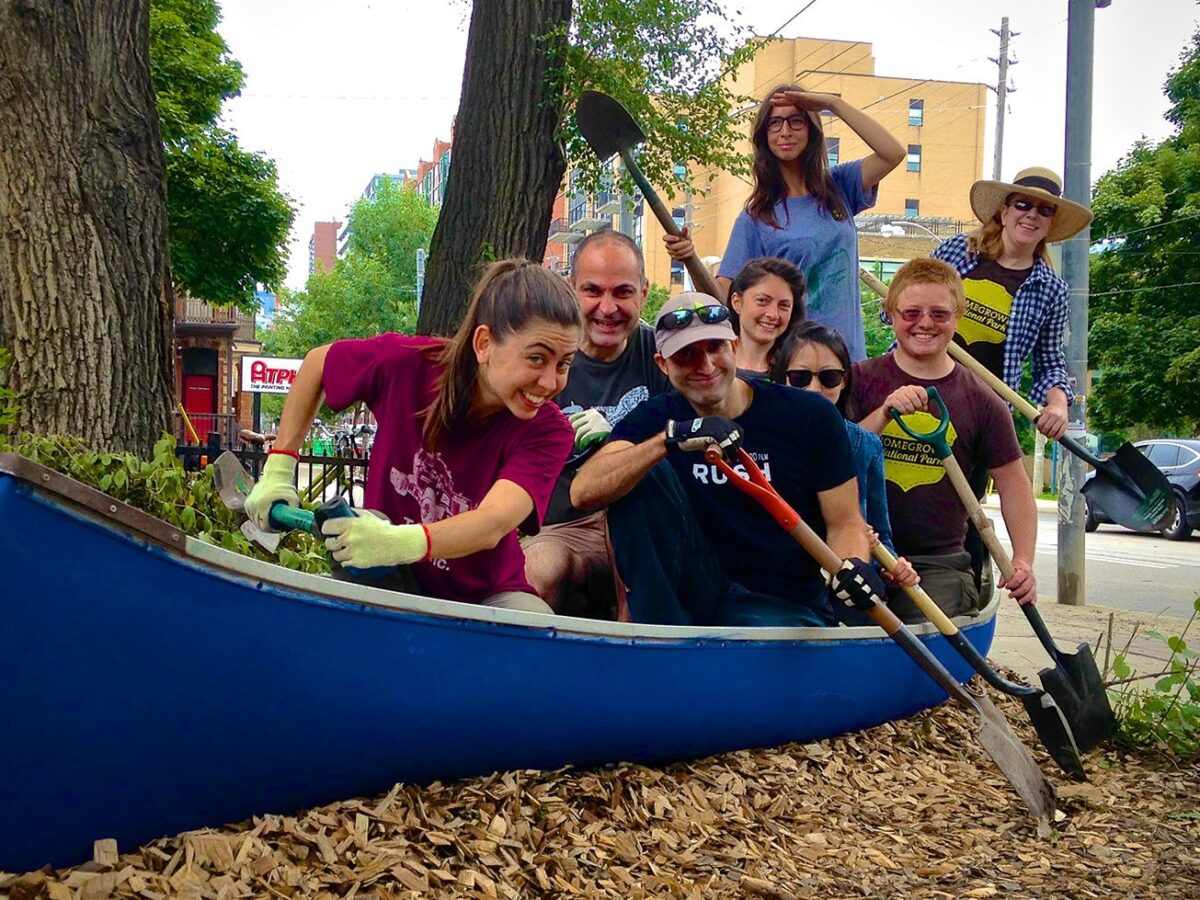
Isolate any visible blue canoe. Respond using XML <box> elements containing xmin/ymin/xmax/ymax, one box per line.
<box><xmin>0</xmin><ymin>453</ymin><xmax>996</xmax><ymax>872</ymax></box>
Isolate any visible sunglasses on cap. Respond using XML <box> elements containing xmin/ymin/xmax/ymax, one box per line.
<box><xmin>766</xmin><ymin>114</ymin><xmax>808</xmax><ymax>133</ymax></box>
<box><xmin>1009</xmin><ymin>198</ymin><xmax>1058</xmax><ymax>218</ymax></box>
<box><xmin>656</xmin><ymin>304</ymin><xmax>731</xmax><ymax>331</ymax></box>
<box><xmin>786</xmin><ymin>368</ymin><xmax>846</xmax><ymax>389</ymax></box>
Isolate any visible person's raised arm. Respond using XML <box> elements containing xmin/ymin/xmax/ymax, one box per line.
<box><xmin>571</xmin><ymin>436</ymin><xmax>667</xmax><ymax>511</ymax></box>
<box><xmin>990</xmin><ymin>457</ymin><xmax>1039</xmax><ymax>604</ymax></box>
<box><xmin>662</xmin><ymin>228</ymin><xmax>731</xmax><ymax>302</ymax></box>
<box><xmin>774</xmin><ymin>91</ymin><xmax>905</xmax><ymax>189</ymax></box>
<box><xmin>273</xmin><ymin>344</ymin><xmax>331</xmax><ymax>453</ymax></box>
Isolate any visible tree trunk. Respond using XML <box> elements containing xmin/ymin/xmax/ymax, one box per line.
<box><xmin>0</xmin><ymin>0</ymin><xmax>175</xmax><ymax>455</ymax></box>
<box><xmin>418</xmin><ymin>0</ymin><xmax>573</xmax><ymax>336</ymax></box>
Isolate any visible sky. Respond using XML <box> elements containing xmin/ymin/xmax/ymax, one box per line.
<box><xmin>215</xmin><ymin>0</ymin><xmax>1200</xmax><ymax>290</ymax></box>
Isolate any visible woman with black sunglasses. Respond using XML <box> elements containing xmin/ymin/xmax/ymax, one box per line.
<box><xmin>931</xmin><ymin>167</ymin><xmax>1093</xmax><ymax>440</ymax></box>
<box><xmin>664</xmin><ymin>84</ymin><xmax>903</xmax><ymax>363</ymax></box>
<box><xmin>769</xmin><ymin>322</ymin><xmax>918</xmax><ymax>595</ymax></box>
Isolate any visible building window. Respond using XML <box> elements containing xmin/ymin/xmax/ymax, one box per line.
<box><xmin>908</xmin><ymin>99</ymin><xmax>924</xmax><ymax>127</ymax></box>
<box><xmin>905</xmin><ymin>199</ymin><xmax>920</xmax><ymax>218</ymax></box>
<box><xmin>907</xmin><ymin>144</ymin><xmax>922</xmax><ymax>173</ymax></box>
<box><xmin>670</xmin><ymin>260</ymin><xmax>685</xmax><ymax>285</ymax></box>
<box><xmin>826</xmin><ymin>137</ymin><xmax>840</xmax><ymax>167</ymax></box>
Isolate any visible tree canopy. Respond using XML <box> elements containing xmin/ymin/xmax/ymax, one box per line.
<box><xmin>150</xmin><ymin>0</ymin><xmax>293</xmax><ymax>309</ymax></box>
<box><xmin>1089</xmin><ymin>28</ymin><xmax>1200</xmax><ymax>435</ymax></box>
<box><xmin>266</xmin><ymin>182</ymin><xmax>437</xmax><ymax>358</ymax></box>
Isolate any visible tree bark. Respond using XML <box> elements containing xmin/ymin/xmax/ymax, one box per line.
<box><xmin>0</xmin><ymin>0</ymin><xmax>175</xmax><ymax>455</ymax></box>
<box><xmin>418</xmin><ymin>0</ymin><xmax>573</xmax><ymax>336</ymax></box>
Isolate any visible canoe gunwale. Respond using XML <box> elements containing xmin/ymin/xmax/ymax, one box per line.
<box><xmin>0</xmin><ymin>451</ymin><xmax>999</xmax><ymax>645</ymax></box>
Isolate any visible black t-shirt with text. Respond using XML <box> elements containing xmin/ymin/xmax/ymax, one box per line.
<box><xmin>954</xmin><ymin>259</ymin><xmax>1032</xmax><ymax>381</ymax></box>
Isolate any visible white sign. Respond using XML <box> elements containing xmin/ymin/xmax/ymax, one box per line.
<box><xmin>241</xmin><ymin>355</ymin><xmax>303</xmax><ymax>394</ymax></box>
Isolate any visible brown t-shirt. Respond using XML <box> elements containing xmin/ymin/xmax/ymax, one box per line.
<box><xmin>954</xmin><ymin>259</ymin><xmax>1032</xmax><ymax>381</ymax></box>
<box><xmin>851</xmin><ymin>354</ymin><xmax>1023</xmax><ymax>557</ymax></box>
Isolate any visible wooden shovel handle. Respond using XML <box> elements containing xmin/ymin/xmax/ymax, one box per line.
<box><xmin>939</xmin><ymin>452</ymin><xmax>1018</xmax><ymax>583</ymax></box>
<box><xmin>946</xmin><ymin>343</ymin><xmax>1042</xmax><ymax>422</ymax></box>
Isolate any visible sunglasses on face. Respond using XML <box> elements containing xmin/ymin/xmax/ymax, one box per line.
<box><xmin>896</xmin><ymin>307</ymin><xmax>955</xmax><ymax>324</ymax></box>
<box><xmin>656</xmin><ymin>304</ymin><xmax>731</xmax><ymax>331</ymax></box>
<box><xmin>786</xmin><ymin>368</ymin><xmax>846</xmax><ymax>389</ymax></box>
<box><xmin>766</xmin><ymin>114</ymin><xmax>808</xmax><ymax>134</ymax></box>
<box><xmin>1009</xmin><ymin>198</ymin><xmax>1058</xmax><ymax>218</ymax></box>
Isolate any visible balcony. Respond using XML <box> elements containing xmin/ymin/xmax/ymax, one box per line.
<box><xmin>568</xmin><ymin>199</ymin><xmax>611</xmax><ymax>232</ymax></box>
<box><xmin>547</xmin><ymin>217</ymin><xmax>583</xmax><ymax>244</ymax></box>
<box><xmin>595</xmin><ymin>189</ymin><xmax>620</xmax><ymax>216</ymax></box>
<box><xmin>175</xmin><ymin>298</ymin><xmax>255</xmax><ymax>337</ymax></box>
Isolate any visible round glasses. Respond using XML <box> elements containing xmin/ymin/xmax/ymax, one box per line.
<box><xmin>766</xmin><ymin>114</ymin><xmax>809</xmax><ymax>134</ymax></box>
<box><xmin>786</xmin><ymin>368</ymin><xmax>846</xmax><ymax>389</ymax></box>
<box><xmin>656</xmin><ymin>304</ymin><xmax>731</xmax><ymax>332</ymax></box>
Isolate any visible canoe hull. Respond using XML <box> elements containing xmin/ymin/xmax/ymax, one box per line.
<box><xmin>0</xmin><ymin>464</ymin><xmax>994</xmax><ymax>871</ymax></box>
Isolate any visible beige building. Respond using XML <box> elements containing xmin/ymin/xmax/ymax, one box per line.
<box><xmin>560</xmin><ymin>36</ymin><xmax>988</xmax><ymax>291</ymax></box>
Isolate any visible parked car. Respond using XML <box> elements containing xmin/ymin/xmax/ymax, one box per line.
<box><xmin>1085</xmin><ymin>438</ymin><xmax>1200</xmax><ymax>540</ymax></box>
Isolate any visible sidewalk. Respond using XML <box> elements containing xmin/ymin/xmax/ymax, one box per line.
<box><xmin>987</xmin><ymin>596</ymin><xmax>1192</xmax><ymax>684</ymax></box>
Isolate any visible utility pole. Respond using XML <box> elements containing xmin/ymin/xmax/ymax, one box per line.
<box><xmin>1059</xmin><ymin>0</ymin><xmax>1105</xmax><ymax>605</ymax></box>
<box><xmin>989</xmin><ymin>17</ymin><xmax>1018</xmax><ymax>180</ymax></box>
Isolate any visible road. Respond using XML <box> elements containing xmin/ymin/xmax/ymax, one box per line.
<box><xmin>989</xmin><ymin>508</ymin><xmax>1200</xmax><ymax>618</ymax></box>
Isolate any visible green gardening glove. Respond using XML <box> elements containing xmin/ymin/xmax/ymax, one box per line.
<box><xmin>569</xmin><ymin>408</ymin><xmax>611</xmax><ymax>452</ymax></box>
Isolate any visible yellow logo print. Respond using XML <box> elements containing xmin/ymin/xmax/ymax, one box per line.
<box><xmin>881</xmin><ymin>412</ymin><xmax>958</xmax><ymax>493</ymax></box>
<box><xmin>959</xmin><ymin>277</ymin><xmax>1014</xmax><ymax>346</ymax></box>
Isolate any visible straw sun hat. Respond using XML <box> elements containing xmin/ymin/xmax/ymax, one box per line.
<box><xmin>969</xmin><ymin>166</ymin><xmax>1094</xmax><ymax>244</ymax></box>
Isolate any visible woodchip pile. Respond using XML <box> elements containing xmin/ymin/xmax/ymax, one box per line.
<box><xmin>3</xmin><ymin>691</ymin><xmax>1198</xmax><ymax>899</ymax></box>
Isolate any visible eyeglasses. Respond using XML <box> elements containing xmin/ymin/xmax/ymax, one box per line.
<box><xmin>896</xmin><ymin>307</ymin><xmax>955</xmax><ymax>324</ymax></box>
<box><xmin>786</xmin><ymin>368</ymin><xmax>846</xmax><ymax>389</ymax></box>
<box><xmin>1010</xmin><ymin>198</ymin><xmax>1058</xmax><ymax>218</ymax></box>
<box><xmin>766</xmin><ymin>114</ymin><xmax>808</xmax><ymax>134</ymax></box>
<box><xmin>656</xmin><ymin>304</ymin><xmax>731</xmax><ymax>331</ymax></box>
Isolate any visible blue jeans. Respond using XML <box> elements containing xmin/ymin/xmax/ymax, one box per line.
<box><xmin>607</xmin><ymin>462</ymin><xmax>836</xmax><ymax>627</ymax></box>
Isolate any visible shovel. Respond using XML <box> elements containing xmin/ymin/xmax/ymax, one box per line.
<box><xmin>873</xmin><ymin>544</ymin><xmax>1085</xmax><ymax>779</ymax></box>
<box><xmin>945</xmin><ymin>342</ymin><xmax>1173</xmax><ymax>532</ymax></box>
<box><xmin>705</xmin><ymin>445</ymin><xmax>1057</xmax><ymax>830</ymax></box>
<box><xmin>575</xmin><ymin>91</ymin><xmax>724</xmax><ymax>299</ymax></box>
<box><xmin>889</xmin><ymin>387</ymin><xmax>1117</xmax><ymax>751</ymax></box>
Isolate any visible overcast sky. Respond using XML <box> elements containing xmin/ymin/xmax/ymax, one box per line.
<box><xmin>216</xmin><ymin>0</ymin><xmax>1200</xmax><ymax>290</ymax></box>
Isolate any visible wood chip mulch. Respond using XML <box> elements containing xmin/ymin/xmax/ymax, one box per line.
<box><xmin>3</xmin><ymin>689</ymin><xmax>1198</xmax><ymax>900</ymax></box>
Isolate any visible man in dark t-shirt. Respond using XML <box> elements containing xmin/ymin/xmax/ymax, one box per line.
<box><xmin>571</xmin><ymin>293</ymin><xmax>882</xmax><ymax>627</ymax></box>
<box><xmin>523</xmin><ymin>231</ymin><xmax>670</xmax><ymax>613</ymax></box>
<box><xmin>852</xmin><ymin>258</ymin><xmax>1038</xmax><ymax>621</ymax></box>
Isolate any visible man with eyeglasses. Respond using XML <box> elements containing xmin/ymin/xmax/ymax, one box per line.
<box><xmin>572</xmin><ymin>292</ymin><xmax>883</xmax><ymax>626</ymax></box>
<box><xmin>522</xmin><ymin>231</ymin><xmax>670</xmax><ymax>616</ymax></box>
<box><xmin>852</xmin><ymin>258</ymin><xmax>1039</xmax><ymax>621</ymax></box>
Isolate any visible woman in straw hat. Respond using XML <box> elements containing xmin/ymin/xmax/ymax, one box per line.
<box><xmin>931</xmin><ymin>166</ymin><xmax>1093</xmax><ymax>439</ymax></box>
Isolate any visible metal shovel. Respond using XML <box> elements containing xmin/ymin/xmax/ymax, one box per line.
<box><xmin>874</xmin><ymin>544</ymin><xmax>1085</xmax><ymax>780</ymax></box>
<box><xmin>889</xmin><ymin>388</ymin><xmax>1117</xmax><ymax>751</ymax></box>
<box><xmin>706</xmin><ymin>445</ymin><xmax>1057</xmax><ymax>831</ymax></box>
<box><xmin>575</xmin><ymin>90</ymin><xmax>724</xmax><ymax>299</ymax></box>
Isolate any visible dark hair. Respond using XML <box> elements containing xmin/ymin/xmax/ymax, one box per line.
<box><xmin>729</xmin><ymin>257</ymin><xmax>807</xmax><ymax>369</ymax></box>
<box><xmin>422</xmin><ymin>259</ymin><xmax>583</xmax><ymax>449</ymax></box>
<box><xmin>746</xmin><ymin>84</ymin><xmax>848</xmax><ymax>228</ymax></box>
<box><xmin>570</xmin><ymin>229</ymin><xmax>646</xmax><ymax>285</ymax></box>
<box><xmin>769</xmin><ymin>320</ymin><xmax>857</xmax><ymax>419</ymax></box>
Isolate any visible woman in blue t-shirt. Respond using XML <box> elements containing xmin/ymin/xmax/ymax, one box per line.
<box><xmin>666</xmin><ymin>84</ymin><xmax>903</xmax><ymax>362</ymax></box>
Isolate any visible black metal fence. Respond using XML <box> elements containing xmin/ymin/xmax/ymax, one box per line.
<box><xmin>176</xmin><ymin>445</ymin><xmax>370</xmax><ymax>508</ymax></box>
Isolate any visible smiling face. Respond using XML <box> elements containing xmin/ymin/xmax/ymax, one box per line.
<box><xmin>731</xmin><ymin>274</ymin><xmax>795</xmax><ymax>350</ymax></box>
<box><xmin>786</xmin><ymin>341</ymin><xmax>845</xmax><ymax>407</ymax></box>
<box><xmin>571</xmin><ymin>241</ymin><xmax>648</xmax><ymax>361</ymax></box>
<box><xmin>1000</xmin><ymin>192</ymin><xmax>1055</xmax><ymax>255</ymax></box>
<box><xmin>473</xmin><ymin>319</ymin><xmax>579</xmax><ymax>420</ymax></box>
<box><xmin>892</xmin><ymin>282</ymin><xmax>959</xmax><ymax>367</ymax></box>
<box><xmin>656</xmin><ymin>338</ymin><xmax>737</xmax><ymax>415</ymax></box>
<box><xmin>764</xmin><ymin>103</ymin><xmax>809</xmax><ymax>164</ymax></box>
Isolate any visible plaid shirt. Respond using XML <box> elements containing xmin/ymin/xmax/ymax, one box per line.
<box><xmin>932</xmin><ymin>234</ymin><xmax>1071</xmax><ymax>405</ymax></box>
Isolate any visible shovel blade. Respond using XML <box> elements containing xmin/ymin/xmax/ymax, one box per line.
<box><xmin>972</xmin><ymin>688</ymin><xmax>1058</xmax><ymax>829</ymax></box>
<box><xmin>1037</xmin><ymin>643</ymin><xmax>1117</xmax><ymax>752</ymax></box>
<box><xmin>576</xmin><ymin>90</ymin><xmax>645</xmax><ymax>162</ymax></box>
<box><xmin>1018</xmin><ymin>692</ymin><xmax>1087</xmax><ymax>780</ymax></box>
<box><xmin>212</xmin><ymin>450</ymin><xmax>255</xmax><ymax>512</ymax></box>
<box><xmin>1085</xmin><ymin>442</ymin><xmax>1173</xmax><ymax>531</ymax></box>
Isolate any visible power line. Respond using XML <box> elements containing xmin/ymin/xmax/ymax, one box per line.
<box><xmin>766</xmin><ymin>1</ymin><xmax>822</xmax><ymax>39</ymax></box>
<box><xmin>1091</xmin><ymin>211</ymin><xmax>1200</xmax><ymax>244</ymax></box>
<box><xmin>1088</xmin><ymin>279</ymin><xmax>1200</xmax><ymax>298</ymax></box>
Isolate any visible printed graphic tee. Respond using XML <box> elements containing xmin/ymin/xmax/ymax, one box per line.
<box><xmin>324</xmin><ymin>334</ymin><xmax>573</xmax><ymax>602</ymax></box>
<box><xmin>955</xmin><ymin>259</ymin><xmax>1033</xmax><ymax>381</ymax></box>
<box><xmin>851</xmin><ymin>354</ymin><xmax>1022</xmax><ymax>557</ymax></box>
<box><xmin>611</xmin><ymin>379</ymin><xmax>855</xmax><ymax>603</ymax></box>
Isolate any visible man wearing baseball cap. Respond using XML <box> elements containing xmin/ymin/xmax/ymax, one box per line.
<box><xmin>571</xmin><ymin>292</ymin><xmax>883</xmax><ymax>626</ymax></box>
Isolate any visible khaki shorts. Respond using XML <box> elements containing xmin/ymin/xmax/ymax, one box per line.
<box><xmin>522</xmin><ymin>509</ymin><xmax>610</xmax><ymax>567</ymax></box>
<box><xmin>887</xmin><ymin>551</ymin><xmax>980</xmax><ymax>623</ymax></box>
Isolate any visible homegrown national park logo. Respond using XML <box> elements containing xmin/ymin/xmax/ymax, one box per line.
<box><xmin>958</xmin><ymin>277</ymin><xmax>1014</xmax><ymax>346</ymax></box>
<box><xmin>880</xmin><ymin>412</ymin><xmax>959</xmax><ymax>492</ymax></box>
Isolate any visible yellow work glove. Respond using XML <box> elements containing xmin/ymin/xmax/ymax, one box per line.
<box><xmin>244</xmin><ymin>453</ymin><xmax>299</xmax><ymax>532</ymax></box>
<box><xmin>321</xmin><ymin>509</ymin><xmax>430</xmax><ymax>569</ymax></box>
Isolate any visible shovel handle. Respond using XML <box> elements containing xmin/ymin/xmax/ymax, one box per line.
<box><xmin>269</xmin><ymin>501</ymin><xmax>316</xmax><ymax>533</ymax></box>
<box><xmin>888</xmin><ymin>386</ymin><xmax>952</xmax><ymax>458</ymax></box>
<box><xmin>620</xmin><ymin>151</ymin><xmax>724</xmax><ymax>300</ymax></box>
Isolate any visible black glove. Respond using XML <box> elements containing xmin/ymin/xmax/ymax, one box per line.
<box><xmin>829</xmin><ymin>558</ymin><xmax>887</xmax><ymax>611</ymax></box>
<box><xmin>665</xmin><ymin>416</ymin><xmax>742</xmax><ymax>463</ymax></box>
